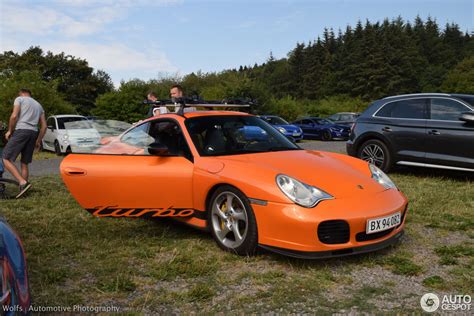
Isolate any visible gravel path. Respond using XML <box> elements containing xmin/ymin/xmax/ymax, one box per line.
<box><xmin>298</xmin><ymin>140</ymin><xmax>347</xmax><ymax>154</ymax></box>
<box><xmin>2</xmin><ymin>141</ymin><xmax>347</xmax><ymax>179</ymax></box>
<box><xmin>3</xmin><ymin>158</ymin><xmax>63</xmax><ymax>179</ymax></box>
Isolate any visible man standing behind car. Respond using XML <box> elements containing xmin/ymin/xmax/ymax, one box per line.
<box><xmin>2</xmin><ymin>89</ymin><xmax>47</xmax><ymax>198</ymax></box>
<box><xmin>146</xmin><ymin>91</ymin><xmax>159</xmax><ymax>117</ymax></box>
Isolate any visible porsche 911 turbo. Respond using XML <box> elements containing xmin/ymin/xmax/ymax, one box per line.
<box><xmin>60</xmin><ymin>102</ymin><xmax>408</xmax><ymax>259</ymax></box>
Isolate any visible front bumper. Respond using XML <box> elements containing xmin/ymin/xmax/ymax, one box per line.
<box><xmin>260</xmin><ymin>230</ymin><xmax>404</xmax><ymax>259</ymax></box>
<box><xmin>331</xmin><ymin>130</ymin><xmax>350</xmax><ymax>139</ymax></box>
<box><xmin>251</xmin><ymin>188</ymin><xmax>408</xmax><ymax>253</ymax></box>
<box><xmin>346</xmin><ymin>141</ymin><xmax>357</xmax><ymax>156</ymax></box>
<box><xmin>283</xmin><ymin>131</ymin><xmax>304</xmax><ymax>141</ymax></box>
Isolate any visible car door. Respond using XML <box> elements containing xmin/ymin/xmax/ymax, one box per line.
<box><xmin>60</xmin><ymin>118</ymin><xmax>195</xmax><ymax>211</ymax></box>
<box><xmin>300</xmin><ymin>119</ymin><xmax>318</xmax><ymax>137</ymax></box>
<box><xmin>373</xmin><ymin>98</ymin><xmax>428</xmax><ymax>162</ymax></box>
<box><xmin>424</xmin><ymin>97</ymin><xmax>474</xmax><ymax>169</ymax></box>
<box><xmin>43</xmin><ymin>117</ymin><xmax>57</xmax><ymax>149</ymax></box>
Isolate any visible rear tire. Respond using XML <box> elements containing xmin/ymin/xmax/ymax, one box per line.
<box><xmin>357</xmin><ymin>139</ymin><xmax>393</xmax><ymax>172</ymax></box>
<box><xmin>207</xmin><ymin>185</ymin><xmax>258</xmax><ymax>256</ymax></box>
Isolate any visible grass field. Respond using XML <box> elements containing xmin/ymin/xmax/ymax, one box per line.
<box><xmin>1</xmin><ymin>170</ymin><xmax>473</xmax><ymax>314</ymax></box>
<box><xmin>33</xmin><ymin>150</ymin><xmax>58</xmax><ymax>160</ymax></box>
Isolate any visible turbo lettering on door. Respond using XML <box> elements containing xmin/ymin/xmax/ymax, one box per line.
<box><xmin>86</xmin><ymin>206</ymin><xmax>195</xmax><ymax>218</ymax></box>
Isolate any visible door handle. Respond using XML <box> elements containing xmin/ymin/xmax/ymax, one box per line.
<box><xmin>64</xmin><ymin>167</ymin><xmax>87</xmax><ymax>176</ymax></box>
<box><xmin>428</xmin><ymin>130</ymin><xmax>441</xmax><ymax>136</ymax></box>
<box><xmin>382</xmin><ymin>127</ymin><xmax>392</xmax><ymax>132</ymax></box>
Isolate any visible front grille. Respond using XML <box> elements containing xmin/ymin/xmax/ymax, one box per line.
<box><xmin>317</xmin><ymin>220</ymin><xmax>350</xmax><ymax>244</ymax></box>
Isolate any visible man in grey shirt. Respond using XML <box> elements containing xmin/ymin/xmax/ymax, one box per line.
<box><xmin>2</xmin><ymin>88</ymin><xmax>47</xmax><ymax>198</ymax></box>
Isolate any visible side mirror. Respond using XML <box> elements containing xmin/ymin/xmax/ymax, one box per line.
<box><xmin>147</xmin><ymin>142</ymin><xmax>170</xmax><ymax>156</ymax></box>
<box><xmin>459</xmin><ymin>112</ymin><xmax>474</xmax><ymax>124</ymax></box>
<box><xmin>47</xmin><ymin>125</ymin><xmax>54</xmax><ymax>130</ymax></box>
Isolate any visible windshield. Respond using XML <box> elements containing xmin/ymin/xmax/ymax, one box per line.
<box><xmin>185</xmin><ymin>115</ymin><xmax>300</xmax><ymax>156</ymax></box>
<box><xmin>315</xmin><ymin>118</ymin><xmax>334</xmax><ymax>125</ymax></box>
<box><xmin>90</xmin><ymin>120</ymin><xmax>132</xmax><ymax>137</ymax></box>
<box><xmin>263</xmin><ymin>116</ymin><xmax>289</xmax><ymax>125</ymax></box>
<box><xmin>455</xmin><ymin>96</ymin><xmax>474</xmax><ymax>108</ymax></box>
<box><xmin>57</xmin><ymin>117</ymin><xmax>89</xmax><ymax>129</ymax></box>
<box><xmin>64</xmin><ymin>120</ymin><xmax>94</xmax><ymax>129</ymax></box>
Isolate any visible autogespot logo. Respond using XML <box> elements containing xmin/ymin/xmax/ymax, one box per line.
<box><xmin>420</xmin><ymin>293</ymin><xmax>440</xmax><ymax>312</ymax></box>
<box><xmin>421</xmin><ymin>293</ymin><xmax>472</xmax><ymax>312</ymax></box>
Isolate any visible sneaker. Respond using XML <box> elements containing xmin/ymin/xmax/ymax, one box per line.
<box><xmin>16</xmin><ymin>182</ymin><xmax>32</xmax><ymax>199</ymax></box>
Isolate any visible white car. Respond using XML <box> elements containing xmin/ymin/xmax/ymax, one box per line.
<box><xmin>42</xmin><ymin>115</ymin><xmax>101</xmax><ymax>154</ymax></box>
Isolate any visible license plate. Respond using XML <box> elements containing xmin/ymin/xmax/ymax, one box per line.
<box><xmin>366</xmin><ymin>212</ymin><xmax>401</xmax><ymax>234</ymax></box>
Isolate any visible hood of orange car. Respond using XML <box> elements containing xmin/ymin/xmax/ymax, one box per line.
<box><xmin>215</xmin><ymin>150</ymin><xmax>386</xmax><ymax>198</ymax></box>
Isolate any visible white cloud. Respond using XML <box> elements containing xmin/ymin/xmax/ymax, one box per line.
<box><xmin>0</xmin><ymin>0</ymin><xmax>181</xmax><ymax>86</ymax></box>
<box><xmin>46</xmin><ymin>41</ymin><xmax>178</xmax><ymax>86</ymax></box>
<box><xmin>47</xmin><ymin>41</ymin><xmax>177</xmax><ymax>71</ymax></box>
<box><xmin>0</xmin><ymin>0</ymin><xmax>181</xmax><ymax>38</ymax></box>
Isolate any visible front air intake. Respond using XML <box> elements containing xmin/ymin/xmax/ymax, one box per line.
<box><xmin>317</xmin><ymin>220</ymin><xmax>350</xmax><ymax>244</ymax></box>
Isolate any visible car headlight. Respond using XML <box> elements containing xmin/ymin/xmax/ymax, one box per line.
<box><xmin>62</xmin><ymin>134</ymin><xmax>69</xmax><ymax>140</ymax></box>
<box><xmin>277</xmin><ymin>127</ymin><xmax>286</xmax><ymax>133</ymax></box>
<box><xmin>369</xmin><ymin>164</ymin><xmax>397</xmax><ymax>190</ymax></box>
<box><xmin>276</xmin><ymin>174</ymin><xmax>333</xmax><ymax>207</ymax></box>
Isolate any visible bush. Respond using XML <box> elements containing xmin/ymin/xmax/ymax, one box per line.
<box><xmin>261</xmin><ymin>95</ymin><xmax>368</xmax><ymax>121</ymax></box>
<box><xmin>0</xmin><ymin>71</ymin><xmax>75</xmax><ymax>123</ymax></box>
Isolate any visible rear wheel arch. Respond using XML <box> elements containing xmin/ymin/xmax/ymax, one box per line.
<box><xmin>354</xmin><ymin>132</ymin><xmax>395</xmax><ymax>157</ymax></box>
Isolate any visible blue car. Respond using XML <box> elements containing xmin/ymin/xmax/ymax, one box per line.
<box><xmin>0</xmin><ymin>217</ymin><xmax>31</xmax><ymax>314</ymax></box>
<box><xmin>292</xmin><ymin>117</ymin><xmax>350</xmax><ymax>141</ymax></box>
<box><xmin>260</xmin><ymin>115</ymin><xmax>304</xmax><ymax>141</ymax></box>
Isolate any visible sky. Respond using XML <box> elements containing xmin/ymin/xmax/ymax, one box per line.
<box><xmin>1</xmin><ymin>0</ymin><xmax>473</xmax><ymax>87</ymax></box>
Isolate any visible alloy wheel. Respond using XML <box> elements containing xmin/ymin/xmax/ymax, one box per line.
<box><xmin>360</xmin><ymin>144</ymin><xmax>385</xmax><ymax>167</ymax></box>
<box><xmin>211</xmin><ymin>191</ymin><xmax>248</xmax><ymax>249</ymax></box>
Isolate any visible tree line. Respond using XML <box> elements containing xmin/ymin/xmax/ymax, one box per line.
<box><xmin>1</xmin><ymin>17</ymin><xmax>472</xmax><ymax>123</ymax></box>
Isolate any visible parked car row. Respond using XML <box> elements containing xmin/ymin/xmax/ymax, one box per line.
<box><xmin>260</xmin><ymin>115</ymin><xmax>351</xmax><ymax>142</ymax></box>
<box><xmin>44</xmin><ymin>93</ymin><xmax>474</xmax><ymax>174</ymax></box>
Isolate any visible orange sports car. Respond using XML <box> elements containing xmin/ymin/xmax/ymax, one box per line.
<box><xmin>60</xmin><ymin>108</ymin><xmax>408</xmax><ymax>258</ymax></box>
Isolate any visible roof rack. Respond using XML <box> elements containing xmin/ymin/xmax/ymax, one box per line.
<box><xmin>383</xmin><ymin>93</ymin><xmax>450</xmax><ymax>99</ymax></box>
<box><xmin>143</xmin><ymin>98</ymin><xmax>252</xmax><ymax>116</ymax></box>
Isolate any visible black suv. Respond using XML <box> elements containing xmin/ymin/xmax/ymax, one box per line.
<box><xmin>347</xmin><ymin>93</ymin><xmax>474</xmax><ymax>172</ymax></box>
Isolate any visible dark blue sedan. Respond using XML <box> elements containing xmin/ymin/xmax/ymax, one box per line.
<box><xmin>260</xmin><ymin>115</ymin><xmax>304</xmax><ymax>141</ymax></box>
<box><xmin>292</xmin><ymin>117</ymin><xmax>350</xmax><ymax>141</ymax></box>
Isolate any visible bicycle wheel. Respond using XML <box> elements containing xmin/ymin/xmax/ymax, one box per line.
<box><xmin>0</xmin><ymin>179</ymin><xmax>19</xmax><ymax>200</ymax></box>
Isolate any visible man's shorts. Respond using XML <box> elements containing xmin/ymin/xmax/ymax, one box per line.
<box><xmin>2</xmin><ymin>129</ymin><xmax>38</xmax><ymax>164</ymax></box>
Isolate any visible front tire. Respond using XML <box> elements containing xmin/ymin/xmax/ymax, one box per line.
<box><xmin>54</xmin><ymin>140</ymin><xmax>62</xmax><ymax>156</ymax></box>
<box><xmin>208</xmin><ymin>185</ymin><xmax>258</xmax><ymax>256</ymax></box>
<box><xmin>321</xmin><ymin>130</ymin><xmax>332</xmax><ymax>141</ymax></box>
<box><xmin>357</xmin><ymin>139</ymin><xmax>393</xmax><ymax>172</ymax></box>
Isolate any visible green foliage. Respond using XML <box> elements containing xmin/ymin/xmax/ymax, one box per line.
<box><xmin>441</xmin><ymin>55</ymin><xmax>474</xmax><ymax>93</ymax></box>
<box><xmin>92</xmin><ymin>79</ymin><xmax>149</xmax><ymax>122</ymax></box>
<box><xmin>0</xmin><ymin>71</ymin><xmax>75</xmax><ymax>123</ymax></box>
<box><xmin>260</xmin><ymin>95</ymin><xmax>367</xmax><ymax>121</ymax></box>
<box><xmin>0</xmin><ymin>47</ymin><xmax>113</xmax><ymax>114</ymax></box>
